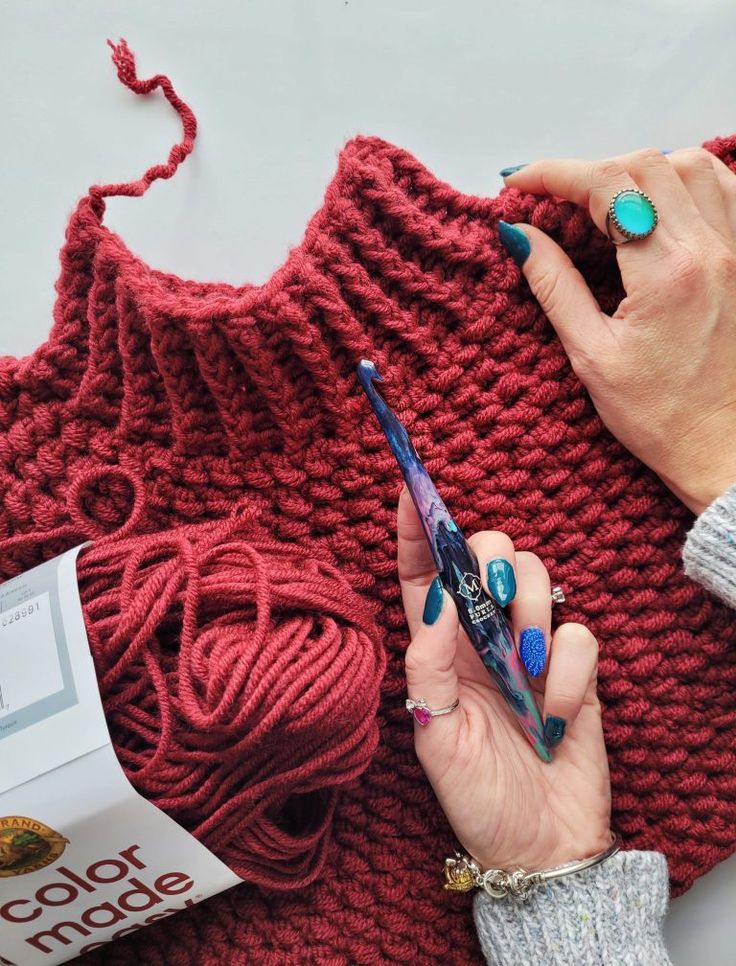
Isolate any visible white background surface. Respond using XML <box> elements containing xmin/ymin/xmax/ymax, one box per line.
<box><xmin>1</xmin><ymin>1</ymin><xmax>735</xmax><ymax>962</ymax></box>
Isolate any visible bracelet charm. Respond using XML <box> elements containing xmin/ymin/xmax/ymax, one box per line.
<box><xmin>443</xmin><ymin>854</ymin><xmax>480</xmax><ymax>893</ymax></box>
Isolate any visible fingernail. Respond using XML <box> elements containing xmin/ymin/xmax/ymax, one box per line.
<box><xmin>497</xmin><ymin>221</ymin><xmax>531</xmax><ymax>267</ymax></box>
<box><xmin>486</xmin><ymin>558</ymin><xmax>516</xmax><ymax>607</ymax></box>
<box><xmin>661</xmin><ymin>149</ymin><xmax>673</xmax><ymax>155</ymax></box>
<box><xmin>519</xmin><ymin>626</ymin><xmax>547</xmax><ymax>677</ymax></box>
<box><xmin>499</xmin><ymin>163</ymin><xmax>528</xmax><ymax>177</ymax></box>
<box><xmin>544</xmin><ymin>715</ymin><xmax>567</xmax><ymax>747</ymax></box>
<box><xmin>422</xmin><ymin>576</ymin><xmax>444</xmax><ymax>625</ymax></box>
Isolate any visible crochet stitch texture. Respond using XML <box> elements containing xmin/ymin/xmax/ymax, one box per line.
<box><xmin>3</xmin><ymin>41</ymin><xmax>735</xmax><ymax>965</ymax></box>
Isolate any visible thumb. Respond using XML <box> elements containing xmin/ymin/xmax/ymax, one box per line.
<box><xmin>404</xmin><ymin>577</ymin><xmax>461</xmax><ymax>739</ymax></box>
<box><xmin>497</xmin><ymin>220</ymin><xmax>609</xmax><ymax>363</ymax></box>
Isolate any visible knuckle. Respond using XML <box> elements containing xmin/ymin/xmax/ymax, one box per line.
<box><xmin>590</xmin><ymin>159</ymin><xmax>628</xmax><ymax>191</ymax></box>
<box><xmin>467</xmin><ymin>529</ymin><xmax>514</xmax><ymax>556</ymax></box>
<box><xmin>531</xmin><ymin>265</ymin><xmax>565</xmax><ymax>315</ymax></box>
<box><xmin>675</xmin><ymin>147</ymin><xmax>714</xmax><ymax>174</ymax></box>
<box><xmin>406</xmin><ymin>640</ymin><xmax>454</xmax><ymax>679</ymax></box>
<box><xmin>669</xmin><ymin>249</ymin><xmax>704</xmax><ymax>292</ymax></box>
<box><xmin>631</xmin><ymin>147</ymin><xmax>667</xmax><ymax>168</ymax></box>
<box><xmin>404</xmin><ymin>640</ymin><xmax>424</xmax><ymax>677</ymax></box>
<box><xmin>549</xmin><ymin>685</ymin><xmax>581</xmax><ymax>709</ymax></box>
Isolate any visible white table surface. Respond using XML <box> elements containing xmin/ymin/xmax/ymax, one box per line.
<box><xmin>2</xmin><ymin>2</ymin><xmax>736</xmax><ymax>962</ymax></box>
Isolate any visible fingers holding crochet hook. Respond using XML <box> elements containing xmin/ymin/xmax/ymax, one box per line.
<box><xmin>360</xmin><ymin>360</ymin><xmax>550</xmax><ymax>762</ymax></box>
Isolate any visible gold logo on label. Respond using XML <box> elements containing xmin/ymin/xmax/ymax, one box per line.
<box><xmin>0</xmin><ymin>817</ymin><xmax>68</xmax><ymax>877</ymax></box>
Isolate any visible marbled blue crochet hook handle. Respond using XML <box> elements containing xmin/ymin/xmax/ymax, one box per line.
<box><xmin>357</xmin><ymin>360</ymin><xmax>551</xmax><ymax>763</ymax></box>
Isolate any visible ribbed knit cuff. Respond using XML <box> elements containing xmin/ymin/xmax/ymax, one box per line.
<box><xmin>682</xmin><ymin>483</ymin><xmax>736</xmax><ymax>608</ymax></box>
<box><xmin>473</xmin><ymin>850</ymin><xmax>671</xmax><ymax>966</ymax></box>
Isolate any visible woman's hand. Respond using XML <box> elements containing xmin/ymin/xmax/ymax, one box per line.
<box><xmin>499</xmin><ymin>147</ymin><xmax>736</xmax><ymax>515</ymax></box>
<box><xmin>398</xmin><ymin>488</ymin><xmax>611</xmax><ymax>872</ymax></box>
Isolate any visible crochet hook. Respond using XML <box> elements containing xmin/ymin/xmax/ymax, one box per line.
<box><xmin>357</xmin><ymin>359</ymin><xmax>551</xmax><ymax>763</ymax></box>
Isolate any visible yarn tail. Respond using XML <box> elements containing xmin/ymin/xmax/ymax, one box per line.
<box><xmin>89</xmin><ymin>38</ymin><xmax>197</xmax><ymax>204</ymax></box>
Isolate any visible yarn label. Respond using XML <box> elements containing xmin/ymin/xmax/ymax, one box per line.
<box><xmin>0</xmin><ymin>547</ymin><xmax>242</xmax><ymax>966</ymax></box>
<box><xmin>0</xmin><ymin>595</ymin><xmax>64</xmax><ymax>724</ymax></box>
<box><xmin>0</xmin><ymin>551</ymin><xmax>103</xmax><ymax>794</ymax></box>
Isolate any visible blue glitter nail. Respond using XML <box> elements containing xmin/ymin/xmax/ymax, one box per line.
<box><xmin>520</xmin><ymin>626</ymin><xmax>547</xmax><ymax>677</ymax></box>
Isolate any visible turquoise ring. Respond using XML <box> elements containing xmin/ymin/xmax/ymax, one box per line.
<box><xmin>605</xmin><ymin>188</ymin><xmax>659</xmax><ymax>244</ymax></box>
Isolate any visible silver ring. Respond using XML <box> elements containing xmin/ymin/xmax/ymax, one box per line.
<box><xmin>605</xmin><ymin>187</ymin><xmax>659</xmax><ymax>245</ymax></box>
<box><xmin>406</xmin><ymin>697</ymin><xmax>460</xmax><ymax>727</ymax></box>
<box><xmin>551</xmin><ymin>586</ymin><xmax>565</xmax><ymax>605</ymax></box>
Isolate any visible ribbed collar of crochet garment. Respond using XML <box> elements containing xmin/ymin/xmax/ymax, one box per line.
<box><xmin>4</xmin><ymin>40</ymin><xmax>736</xmax><ymax>966</ymax></box>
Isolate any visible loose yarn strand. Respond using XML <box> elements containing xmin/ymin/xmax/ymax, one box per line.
<box><xmin>89</xmin><ymin>38</ymin><xmax>197</xmax><ymax>206</ymax></box>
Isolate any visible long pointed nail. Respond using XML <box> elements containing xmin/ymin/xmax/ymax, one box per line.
<box><xmin>422</xmin><ymin>576</ymin><xmax>444</xmax><ymax>625</ymax></box>
<box><xmin>520</xmin><ymin>626</ymin><xmax>547</xmax><ymax>677</ymax></box>
<box><xmin>486</xmin><ymin>558</ymin><xmax>516</xmax><ymax>607</ymax></box>
<box><xmin>544</xmin><ymin>715</ymin><xmax>567</xmax><ymax>747</ymax></box>
<box><xmin>499</xmin><ymin>163</ymin><xmax>528</xmax><ymax>177</ymax></box>
<box><xmin>497</xmin><ymin>221</ymin><xmax>531</xmax><ymax>268</ymax></box>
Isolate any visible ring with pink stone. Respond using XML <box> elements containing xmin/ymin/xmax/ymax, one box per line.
<box><xmin>406</xmin><ymin>696</ymin><xmax>460</xmax><ymax>727</ymax></box>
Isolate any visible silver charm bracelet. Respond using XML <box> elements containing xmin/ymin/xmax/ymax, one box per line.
<box><xmin>443</xmin><ymin>832</ymin><xmax>622</xmax><ymax>901</ymax></box>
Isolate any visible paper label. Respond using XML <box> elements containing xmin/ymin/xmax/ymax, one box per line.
<box><xmin>0</xmin><ymin>548</ymin><xmax>242</xmax><ymax>965</ymax></box>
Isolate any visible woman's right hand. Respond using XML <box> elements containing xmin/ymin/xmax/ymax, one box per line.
<box><xmin>398</xmin><ymin>489</ymin><xmax>611</xmax><ymax>874</ymax></box>
<box><xmin>499</xmin><ymin>146</ymin><xmax>736</xmax><ymax>515</ymax></box>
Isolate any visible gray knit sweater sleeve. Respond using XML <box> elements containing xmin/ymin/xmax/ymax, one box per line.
<box><xmin>473</xmin><ymin>851</ymin><xmax>671</xmax><ymax>965</ymax></box>
<box><xmin>682</xmin><ymin>482</ymin><xmax>736</xmax><ymax>606</ymax></box>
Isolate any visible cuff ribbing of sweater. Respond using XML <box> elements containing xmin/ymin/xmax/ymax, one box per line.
<box><xmin>473</xmin><ymin>850</ymin><xmax>671</xmax><ymax>966</ymax></box>
<box><xmin>682</xmin><ymin>482</ymin><xmax>736</xmax><ymax>607</ymax></box>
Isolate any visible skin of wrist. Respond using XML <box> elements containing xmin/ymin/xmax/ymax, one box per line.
<box><xmin>661</xmin><ymin>469</ymin><xmax>736</xmax><ymax>517</ymax></box>
<box><xmin>654</xmin><ymin>413</ymin><xmax>736</xmax><ymax>515</ymax></box>
<box><xmin>473</xmin><ymin>829</ymin><xmax>613</xmax><ymax>873</ymax></box>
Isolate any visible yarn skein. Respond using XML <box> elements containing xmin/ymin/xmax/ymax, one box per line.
<box><xmin>74</xmin><ymin>514</ymin><xmax>386</xmax><ymax>889</ymax></box>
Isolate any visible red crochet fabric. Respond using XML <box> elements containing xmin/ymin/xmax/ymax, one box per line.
<box><xmin>3</xmin><ymin>40</ymin><xmax>736</xmax><ymax>964</ymax></box>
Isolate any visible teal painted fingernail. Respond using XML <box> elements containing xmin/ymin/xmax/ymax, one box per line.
<box><xmin>497</xmin><ymin>221</ymin><xmax>531</xmax><ymax>267</ymax></box>
<box><xmin>486</xmin><ymin>558</ymin><xmax>516</xmax><ymax>607</ymax></box>
<box><xmin>499</xmin><ymin>163</ymin><xmax>528</xmax><ymax>177</ymax></box>
<box><xmin>544</xmin><ymin>715</ymin><xmax>566</xmax><ymax>747</ymax></box>
<box><xmin>422</xmin><ymin>576</ymin><xmax>444</xmax><ymax>625</ymax></box>
<box><xmin>520</xmin><ymin>626</ymin><xmax>546</xmax><ymax>677</ymax></box>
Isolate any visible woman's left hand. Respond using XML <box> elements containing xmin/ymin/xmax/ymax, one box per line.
<box><xmin>498</xmin><ymin>147</ymin><xmax>736</xmax><ymax>515</ymax></box>
<box><xmin>398</xmin><ymin>487</ymin><xmax>612</xmax><ymax>872</ymax></box>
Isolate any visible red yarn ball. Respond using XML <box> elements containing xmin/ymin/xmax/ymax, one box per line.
<box><xmin>76</xmin><ymin>516</ymin><xmax>386</xmax><ymax>889</ymax></box>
